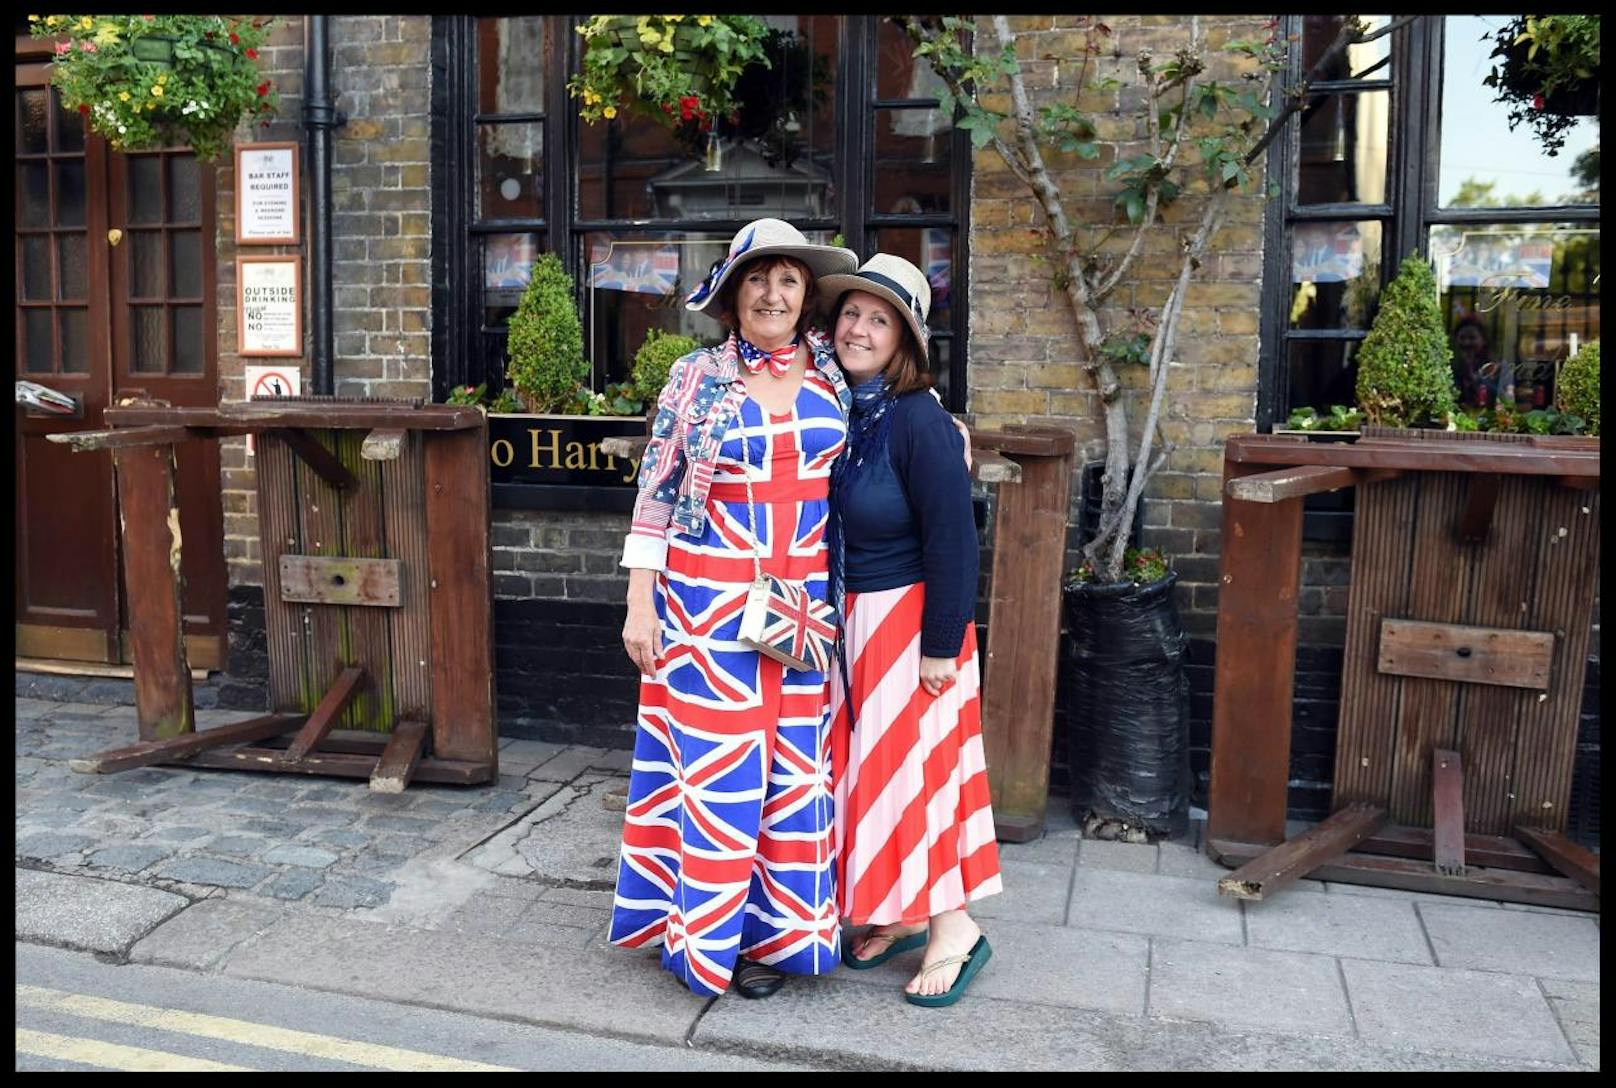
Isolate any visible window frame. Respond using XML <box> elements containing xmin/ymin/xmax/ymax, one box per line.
<box><xmin>432</xmin><ymin>14</ymin><xmax>973</xmax><ymax>412</ymax></box>
<box><xmin>1259</xmin><ymin>15</ymin><xmax>1601</xmax><ymax>433</ymax></box>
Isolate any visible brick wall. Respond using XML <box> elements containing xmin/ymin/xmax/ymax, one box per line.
<box><xmin>215</xmin><ymin>15</ymin><xmax>434</xmax><ymax>589</ymax></box>
<box><xmin>966</xmin><ymin>14</ymin><xmax>1270</xmax><ymax>644</ymax></box>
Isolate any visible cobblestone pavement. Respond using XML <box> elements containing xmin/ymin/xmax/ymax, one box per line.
<box><xmin>15</xmin><ymin>698</ymin><xmax>626</xmax><ymax>931</ymax></box>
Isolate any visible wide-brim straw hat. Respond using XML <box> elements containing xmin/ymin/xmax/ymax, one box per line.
<box><xmin>817</xmin><ymin>252</ymin><xmax>933</xmax><ymax>362</ymax></box>
<box><xmin>684</xmin><ymin>217</ymin><xmax>858</xmax><ymax>313</ymax></box>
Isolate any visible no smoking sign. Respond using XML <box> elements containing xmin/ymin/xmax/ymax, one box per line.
<box><xmin>244</xmin><ymin>365</ymin><xmax>301</xmax><ymax>455</ymax></box>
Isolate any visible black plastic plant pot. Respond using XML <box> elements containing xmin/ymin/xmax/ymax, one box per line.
<box><xmin>1062</xmin><ymin>570</ymin><xmax>1192</xmax><ymax>841</ymax></box>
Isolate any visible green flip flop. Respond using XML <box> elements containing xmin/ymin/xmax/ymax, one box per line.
<box><xmin>904</xmin><ymin>935</ymin><xmax>991</xmax><ymax>1007</ymax></box>
<box><xmin>843</xmin><ymin>927</ymin><xmax>927</xmax><ymax>970</ymax></box>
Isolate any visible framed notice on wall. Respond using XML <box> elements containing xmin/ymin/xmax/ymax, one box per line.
<box><xmin>235</xmin><ymin>142</ymin><xmax>301</xmax><ymax>245</ymax></box>
<box><xmin>238</xmin><ymin>255</ymin><xmax>303</xmax><ymax>357</ymax></box>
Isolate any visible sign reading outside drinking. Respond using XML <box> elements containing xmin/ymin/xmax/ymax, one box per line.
<box><xmin>238</xmin><ymin>255</ymin><xmax>303</xmax><ymax>357</ymax></box>
<box><xmin>235</xmin><ymin>142</ymin><xmax>301</xmax><ymax>245</ymax></box>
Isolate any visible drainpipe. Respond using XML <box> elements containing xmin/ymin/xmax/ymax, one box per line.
<box><xmin>303</xmin><ymin>16</ymin><xmax>342</xmax><ymax>395</ymax></box>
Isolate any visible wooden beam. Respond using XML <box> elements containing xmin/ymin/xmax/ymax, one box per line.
<box><xmin>1514</xmin><ymin>826</ymin><xmax>1600</xmax><ymax>895</ymax></box>
<box><xmin>971</xmin><ymin>427</ymin><xmax>1076</xmax><ymax>458</ymax></box>
<box><xmin>68</xmin><ymin>714</ymin><xmax>302</xmax><ymax>774</ymax></box>
<box><xmin>1431</xmin><ymin>748</ymin><xmax>1466</xmax><ymax>876</ymax></box>
<box><xmin>1457</xmin><ymin>474</ymin><xmax>1501</xmax><ymax>544</ymax></box>
<box><xmin>105</xmin><ymin>403</ymin><xmax>484</xmax><ymax>431</ymax></box>
<box><xmin>424</xmin><ymin>425</ymin><xmax>498</xmax><ymax>767</ymax></box>
<box><xmin>48</xmin><ymin>424</ymin><xmax>215</xmax><ymax>451</ymax></box>
<box><xmin>1225</xmin><ymin>464</ymin><xmax>1359</xmax><ymax>503</ymax></box>
<box><xmin>1216</xmin><ymin>804</ymin><xmax>1385</xmax><ymax>900</ymax></box>
<box><xmin>114</xmin><ymin>443</ymin><xmax>195</xmax><ymax>742</ymax></box>
<box><xmin>1210</xmin><ymin>837</ymin><xmax>1599</xmax><ymax>912</ymax></box>
<box><xmin>1377</xmin><ymin>619</ymin><xmax>1554</xmax><ymax>691</ymax></box>
<box><xmin>360</xmin><ymin>428</ymin><xmax>406</xmax><ymax>461</ymax></box>
<box><xmin>1207</xmin><ymin>458</ymin><xmax>1305</xmax><ymax>846</ymax></box>
<box><xmin>282</xmin><ymin>667</ymin><xmax>366</xmax><ymax>764</ymax></box>
<box><xmin>1353</xmin><ymin>824</ymin><xmax>1552</xmax><ymax>873</ymax></box>
<box><xmin>272</xmin><ymin>428</ymin><xmax>356</xmax><ymax>491</ymax></box>
<box><xmin>370</xmin><ymin>720</ymin><xmax>429</xmax><ymax>794</ymax></box>
<box><xmin>278</xmin><ymin>555</ymin><xmax>402</xmax><ymax>607</ymax></box>
<box><xmin>971</xmin><ymin>449</ymin><xmax>1021</xmax><ymax>484</ymax></box>
<box><xmin>184</xmin><ymin>747</ymin><xmax>493</xmax><ymax>784</ymax></box>
<box><xmin>1222</xmin><ymin>432</ymin><xmax>1599</xmax><ymax>479</ymax></box>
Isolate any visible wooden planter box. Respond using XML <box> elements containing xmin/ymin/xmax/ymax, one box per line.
<box><xmin>1207</xmin><ymin>431</ymin><xmax>1600</xmax><ymax>909</ymax></box>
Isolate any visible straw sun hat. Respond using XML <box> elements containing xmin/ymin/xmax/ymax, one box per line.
<box><xmin>684</xmin><ymin>217</ymin><xmax>857</xmax><ymax>313</ymax></box>
<box><xmin>817</xmin><ymin>253</ymin><xmax>933</xmax><ymax>362</ymax></box>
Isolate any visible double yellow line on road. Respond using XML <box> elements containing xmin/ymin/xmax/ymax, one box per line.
<box><xmin>16</xmin><ymin>985</ymin><xmax>520</xmax><ymax>1072</ymax></box>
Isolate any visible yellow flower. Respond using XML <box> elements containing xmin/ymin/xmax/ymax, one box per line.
<box><xmin>665</xmin><ymin>14</ymin><xmax>683</xmax><ymax>21</ymax></box>
<box><xmin>45</xmin><ymin>15</ymin><xmax>62</xmax><ymax>27</ymax></box>
<box><xmin>603</xmin><ymin>105</ymin><xmax>617</xmax><ymax>119</ymax></box>
<box><xmin>79</xmin><ymin>15</ymin><xmax>93</xmax><ymax>29</ymax></box>
<box><xmin>94</xmin><ymin>24</ymin><xmax>119</xmax><ymax>45</ymax></box>
<box><xmin>118</xmin><ymin>90</ymin><xmax>130</xmax><ymax>101</ymax></box>
<box><xmin>157</xmin><ymin>73</ymin><xmax>168</xmax><ymax>84</ymax></box>
<box><xmin>150</xmin><ymin>84</ymin><xmax>164</xmax><ymax>97</ymax></box>
<box><xmin>28</xmin><ymin>14</ymin><xmax>39</xmax><ymax>22</ymax></box>
<box><xmin>697</xmin><ymin>15</ymin><xmax>713</xmax><ymax>27</ymax></box>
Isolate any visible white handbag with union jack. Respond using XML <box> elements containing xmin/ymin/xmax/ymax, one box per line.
<box><xmin>734</xmin><ymin>440</ymin><xmax>838</xmax><ymax>673</ymax></box>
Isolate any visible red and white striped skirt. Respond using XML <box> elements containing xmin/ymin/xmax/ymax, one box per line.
<box><xmin>831</xmin><ymin>582</ymin><xmax>1003</xmax><ymax>927</ymax></box>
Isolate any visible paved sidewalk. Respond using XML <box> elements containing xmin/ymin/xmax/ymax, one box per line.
<box><xmin>14</xmin><ymin>697</ymin><xmax>1601</xmax><ymax>1071</ymax></box>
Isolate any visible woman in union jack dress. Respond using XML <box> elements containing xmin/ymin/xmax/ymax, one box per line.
<box><xmin>611</xmin><ymin>219</ymin><xmax>858</xmax><ymax>1000</ymax></box>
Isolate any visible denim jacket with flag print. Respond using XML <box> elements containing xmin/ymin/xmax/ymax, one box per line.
<box><xmin>621</xmin><ymin>327</ymin><xmax>850</xmax><ymax>571</ymax></box>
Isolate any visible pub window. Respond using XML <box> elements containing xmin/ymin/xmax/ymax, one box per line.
<box><xmin>432</xmin><ymin>15</ymin><xmax>972</xmax><ymax>417</ymax></box>
<box><xmin>1259</xmin><ymin>15</ymin><xmax>1600</xmax><ymax>538</ymax></box>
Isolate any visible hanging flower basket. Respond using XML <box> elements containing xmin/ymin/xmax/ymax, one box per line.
<box><xmin>1482</xmin><ymin>15</ymin><xmax>1600</xmax><ymax>156</ymax></box>
<box><xmin>568</xmin><ymin>15</ymin><xmax>770</xmax><ymax>129</ymax></box>
<box><xmin>29</xmin><ymin>14</ymin><xmax>280</xmax><ymax>161</ymax></box>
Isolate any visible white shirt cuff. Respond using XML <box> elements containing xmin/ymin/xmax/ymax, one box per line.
<box><xmin>620</xmin><ymin>533</ymin><xmax>669</xmax><ymax>571</ymax></box>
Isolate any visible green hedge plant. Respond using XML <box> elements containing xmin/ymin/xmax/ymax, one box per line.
<box><xmin>632</xmin><ymin>329</ymin><xmax>699</xmax><ymax>405</ymax></box>
<box><xmin>1557</xmin><ymin>339</ymin><xmax>1599</xmax><ymax>435</ymax></box>
<box><xmin>505</xmin><ymin>253</ymin><xmax>588</xmax><ymax>414</ymax></box>
<box><xmin>1354</xmin><ymin>256</ymin><xmax>1459</xmax><ymax>428</ymax></box>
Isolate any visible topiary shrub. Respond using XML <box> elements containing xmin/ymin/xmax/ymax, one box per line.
<box><xmin>1354</xmin><ymin>256</ymin><xmax>1459</xmax><ymax>428</ymax></box>
<box><xmin>1557</xmin><ymin>339</ymin><xmax>1600</xmax><ymax>435</ymax></box>
<box><xmin>632</xmin><ymin>329</ymin><xmax>700</xmax><ymax>405</ymax></box>
<box><xmin>506</xmin><ymin>253</ymin><xmax>588</xmax><ymax>414</ymax></box>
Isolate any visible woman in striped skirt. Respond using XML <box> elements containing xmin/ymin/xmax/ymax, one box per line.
<box><xmin>821</xmin><ymin>254</ymin><xmax>1003</xmax><ymax>1006</ymax></box>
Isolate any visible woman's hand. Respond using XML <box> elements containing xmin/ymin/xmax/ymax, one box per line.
<box><xmin>919</xmin><ymin>655</ymin><xmax>958</xmax><ymax>697</ymax></box>
<box><xmin>622</xmin><ymin>570</ymin><xmax>662</xmax><ymax>677</ymax></box>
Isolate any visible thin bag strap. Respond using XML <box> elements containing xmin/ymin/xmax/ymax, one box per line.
<box><xmin>740</xmin><ymin>424</ymin><xmax>764</xmax><ymax>583</ymax></box>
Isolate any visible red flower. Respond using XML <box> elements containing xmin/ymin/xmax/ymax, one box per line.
<box><xmin>78</xmin><ymin>104</ymin><xmax>90</xmax><ymax>115</ymax></box>
<box><xmin>678</xmin><ymin>94</ymin><xmax>700</xmax><ymax>122</ymax></box>
<box><xmin>229</xmin><ymin>31</ymin><xmax>240</xmax><ymax>45</ymax></box>
<box><xmin>246</xmin><ymin>47</ymin><xmax>258</xmax><ymax>59</ymax></box>
<box><xmin>1532</xmin><ymin>92</ymin><xmax>1546</xmax><ymax>110</ymax></box>
<box><xmin>256</xmin><ymin>81</ymin><xmax>270</xmax><ymax>97</ymax></box>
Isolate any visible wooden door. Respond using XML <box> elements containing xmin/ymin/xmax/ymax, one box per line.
<box><xmin>14</xmin><ymin>42</ymin><xmax>227</xmax><ymax>669</ymax></box>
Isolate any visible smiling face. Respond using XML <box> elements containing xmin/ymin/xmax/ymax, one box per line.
<box><xmin>834</xmin><ymin>289</ymin><xmax>905</xmax><ymax>385</ymax></box>
<box><xmin>732</xmin><ymin>258</ymin><xmax>809</xmax><ymax>350</ymax></box>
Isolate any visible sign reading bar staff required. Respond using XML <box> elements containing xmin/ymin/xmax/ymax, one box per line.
<box><xmin>235</xmin><ymin>142</ymin><xmax>301</xmax><ymax>244</ymax></box>
<box><xmin>238</xmin><ymin>255</ymin><xmax>303</xmax><ymax>357</ymax></box>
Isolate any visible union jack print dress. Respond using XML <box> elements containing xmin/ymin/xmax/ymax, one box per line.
<box><xmin>609</xmin><ymin>370</ymin><xmax>847</xmax><ymax>997</ymax></box>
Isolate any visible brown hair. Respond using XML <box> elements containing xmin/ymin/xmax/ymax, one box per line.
<box><xmin>713</xmin><ymin>256</ymin><xmax>818</xmax><ymax>337</ymax></box>
<box><xmin>832</xmin><ymin>289</ymin><xmax>933</xmax><ymax>396</ymax></box>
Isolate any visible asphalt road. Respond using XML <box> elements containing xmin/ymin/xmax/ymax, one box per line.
<box><xmin>16</xmin><ymin>943</ymin><xmax>813</xmax><ymax>1072</ymax></box>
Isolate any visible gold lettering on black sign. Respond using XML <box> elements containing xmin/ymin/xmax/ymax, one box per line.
<box><xmin>493</xmin><ymin>425</ymin><xmax>640</xmax><ymax>484</ymax></box>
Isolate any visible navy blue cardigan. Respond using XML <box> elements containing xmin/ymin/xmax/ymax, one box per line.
<box><xmin>839</xmin><ymin>391</ymin><xmax>978</xmax><ymax>658</ymax></box>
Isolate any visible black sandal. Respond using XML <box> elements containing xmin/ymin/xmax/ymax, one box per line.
<box><xmin>732</xmin><ymin>958</ymin><xmax>786</xmax><ymax>999</ymax></box>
